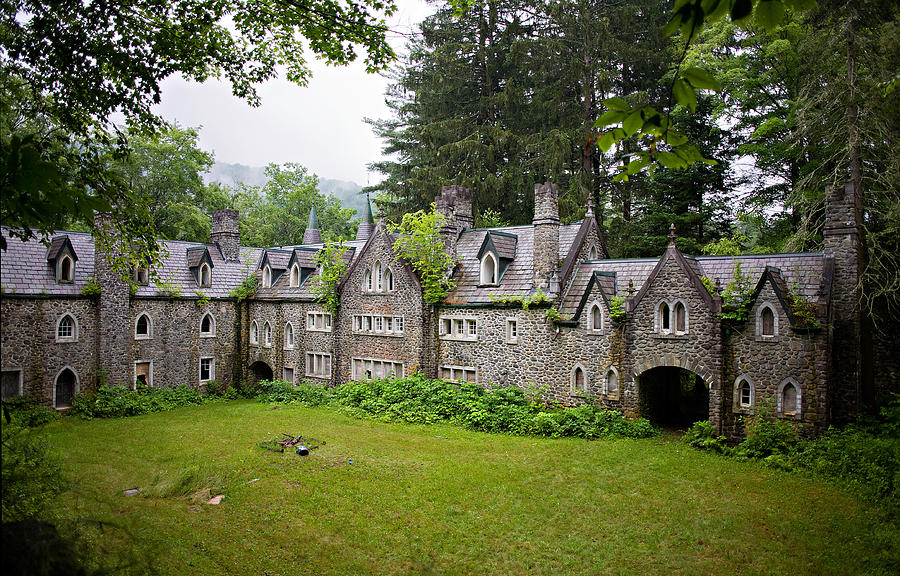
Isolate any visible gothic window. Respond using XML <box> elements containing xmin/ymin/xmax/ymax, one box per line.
<box><xmin>384</xmin><ymin>268</ymin><xmax>394</xmax><ymax>291</ymax></box>
<box><xmin>673</xmin><ymin>301</ymin><xmax>687</xmax><ymax>334</ymax></box>
<box><xmin>364</xmin><ymin>269</ymin><xmax>373</xmax><ymax>292</ymax></box>
<box><xmin>58</xmin><ymin>255</ymin><xmax>74</xmax><ymax>283</ymax></box>
<box><xmin>54</xmin><ymin>368</ymin><xmax>77</xmax><ymax>409</ymax></box>
<box><xmin>589</xmin><ymin>302</ymin><xmax>603</xmax><ymax>332</ymax></box>
<box><xmin>250</xmin><ymin>321</ymin><xmax>259</xmax><ymax>345</ymax></box>
<box><xmin>589</xmin><ymin>245</ymin><xmax>599</xmax><ymax>260</ymax></box>
<box><xmin>571</xmin><ymin>364</ymin><xmax>587</xmax><ymax>395</ymax></box>
<box><xmin>758</xmin><ymin>304</ymin><xmax>777</xmax><ymax>338</ymax></box>
<box><xmin>778</xmin><ymin>379</ymin><xmax>801</xmax><ymax>417</ymax></box>
<box><xmin>480</xmin><ymin>252</ymin><xmax>498</xmax><ymax>285</ymax></box>
<box><xmin>199</xmin><ymin>263</ymin><xmax>211</xmax><ymax>287</ymax></box>
<box><xmin>658</xmin><ymin>302</ymin><xmax>671</xmax><ymax>333</ymax></box>
<box><xmin>56</xmin><ymin>314</ymin><xmax>77</xmax><ymax>342</ymax></box>
<box><xmin>263</xmin><ymin>321</ymin><xmax>272</xmax><ymax>347</ymax></box>
<box><xmin>133</xmin><ymin>265</ymin><xmax>149</xmax><ymax>285</ymax></box>
<box><xmin>200</xmin><ymin>313</ymin><xmax>215</xmax><ymax>337</ymax></box>
<box><xmin>375</xmin><ymin>261</ymin><xmax>383</xmax><ymax>291</ymax></box>
<box><xmin>604</xmin><ymin>367</ymin><xmax>619</xmax><ymax>397</ymax></box>
<box><xmin>284</xmin><ymin>322</ymin><xmax>295</xmax><ymax>349</ymax></box>
<box><xmin>262</xmin><ymin>265</ymin><xmax>272</xmax><ymax>288</ymax></box>
<box><xmin>290</xmin><ymin>264</ymin><xmax>300</xmax><ymax>288</ymax></box>
<box><xmin>734</xmin><ymin>376</ymin><xmax>754</xmax><ymax>411</ymax></box>
<box><xmin>135</xmin><ymin>313</ymin><xmax>152</xmax><ymax>339</ymax></box>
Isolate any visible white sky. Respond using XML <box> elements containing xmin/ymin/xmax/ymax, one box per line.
<box><xmin>153</xmin><ymin>1</ymin><xmax>437</xmax><ymax>186</ymax></box>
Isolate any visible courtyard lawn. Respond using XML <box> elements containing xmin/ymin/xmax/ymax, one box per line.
<box><xmin>37</xmin><ymin>400</ymin><xmax>899</xmax><ymax>575</ymax></box>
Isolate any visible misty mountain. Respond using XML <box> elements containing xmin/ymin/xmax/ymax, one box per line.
<box><xmin>204</xmin><ymin>162</ymin><xmax>368</xmax><ymax>217</ymax></box>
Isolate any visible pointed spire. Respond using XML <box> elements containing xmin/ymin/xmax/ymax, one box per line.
<box><xmin>586</xmin><ymin>198</ymin><xmax>594</xmax><ymax>218</ymax></box>
<box><xmin>302</xmin><ymin>205</ymin><xmax>321</xmax><ymax>244</ymax></box>
<box><xmin>356</xmin><ymin>194</ymin><xmax>376</xmax><ymax>241</ymax></box>
<box><xmin>667</xmin><ymin>223</ymin><xmax>678</xmax><ymax>246</ymax></box>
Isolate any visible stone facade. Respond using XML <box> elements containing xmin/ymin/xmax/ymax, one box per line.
<box><xmin>1</xmin><ymin>182</ymin><xmax>889</xmax><ymax>439</ymax></box>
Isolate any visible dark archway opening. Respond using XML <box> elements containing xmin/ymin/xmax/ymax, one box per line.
<box><xmin>249</xmin><ymin>361</ymin><xmax>273</xmax><ymax>385</ymax></box>
<box><xmin>638</xmin><ymin>367</ymin><xmax>709</xmax><ymax>428</ymax></box>
<box><xmin>55</xmin><ymin>369</ymin><xmax>76</xmax><ymax>409</ymax></box>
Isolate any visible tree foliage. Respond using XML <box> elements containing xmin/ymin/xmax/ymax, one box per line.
<box><xmin>387</xmin><ymin>205</ymin><xmax>456</xmax><ymax>305</ymax></box>
<box><xmin>311</xmin><ymin>241</ymin><xmax>349</xmax><ymax>314</ymax></box>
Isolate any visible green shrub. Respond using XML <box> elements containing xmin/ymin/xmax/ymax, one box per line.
<box><xmin>683</xmin><ymin>420</ymin><xmax>729</xmax><ymax>453</ymax></box>
<box><xmin>2</xmin><ymin>397</ymin><xmax>60</xmax><ymax>427</ymax></box>
<box><xmin>72</xmin><ymin>384</ymin><xmax>205</xmax><ymax>419</ymax></box>
<box><xmin>735</xmin><ymin>413</ymin><xmax>798</xmax><ymax>459</ymax></box>
<box><xmin>256</xmin><ymin>380</ymin><xmax>333</xmax><ymax>406</ymax></box>
<box><xmin>1</xmin><ymin>425</ymin><xmax>63</xmax><ymax>522</ymax></box>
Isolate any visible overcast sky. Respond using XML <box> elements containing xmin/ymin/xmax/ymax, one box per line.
<box><xmin>153</xmin><ymin>1</ymin><xmax>437</xmax><ymax>186</ymax></box>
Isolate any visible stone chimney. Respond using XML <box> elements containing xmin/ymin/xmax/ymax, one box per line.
<box><xmin>211</xmin><ymin>209</ymin><xmax>240</xmax><ymax>262</ymax></box>
<box><xmin>434</xmin><ymin>185</ymin><xmax>474</xmax><ymax>253</ymax></box>
<box><xmin>532</xmin><ymin>182</ymin><xmax>560</xmax><ymax>293</ymax></box>
<box><xmin>356</xmin><ymin>198</ymin><xmax>375</xmax><ymax>241</ymax></box>
<box><xmin>302</xmin><ymin>206</ymin><xmax>321</xmax><ymax>244</ymax></box>
<box><xmin>92</xmin><ymin>213</ymin><xmax>133</xmax><ymax>387</ymax></box>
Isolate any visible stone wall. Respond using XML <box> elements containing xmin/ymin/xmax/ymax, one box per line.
<box><xmin>1</xmin><ymin>296</ymin><xmax>98</xmax><ymax>405</ymax></box>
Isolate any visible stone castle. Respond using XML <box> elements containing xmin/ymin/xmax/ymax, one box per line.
<box><xmin>0</xmin><ymin>181</ymin><xmax>887</xmax><ymax>437</ymax></box>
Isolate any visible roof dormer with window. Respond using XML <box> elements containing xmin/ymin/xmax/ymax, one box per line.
<box><xmin>186</xmin><ymin>247</ymin><xmax>215</xmax><ymax>288</ymax></box>
<box><xmin>47</xmin><ymin>235</ymin><xmax>78</xmax><ymax>284</ymax></box>
<box><xmin>476</xmin><ymin>231</ymin><xmax>516</xmax><ymax>287</ymax></box>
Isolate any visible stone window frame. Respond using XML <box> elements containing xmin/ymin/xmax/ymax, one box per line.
<box><xmin>135</xmin><ymin>313</ymin><xmax>153</xmax><ymax>340</ymax></box>
<box><xmin>655</xmin><ymin>298</ymin><xmax>689</xmax><ymax>336</ymax></box>
<box><xmin>603</xmin><ymin>366</ymin><xmax>620</xmax><ymax>399</ymax></box>
<box><xmin>289</xmin><ymin>263</ymin><xmax>301</xmax><ymax>288</ymax></box>
<box><xmin>352</xmin><ymin>314</ymin><xmax>405</xmax><ymax>337</ymax></box>
<box><xmin>384</xmin><ymin>267</ymin><xmax>395</xmax><ymax>291</ymax></box>
<box><xmin>282</xmin><ymin>366</ymin><xmax>295</xmax><ymax>383</ymax></box>
<box><xmin>587</xmin><ymin>300</ymin><xmax>604</xmax><ymax>334</ymax></box>
<box><xmin>263</xmin><ymin>321</ymin><xmax>273</xmax><ymax>347</ymax></box>
<box><xmin>777</xmin><ymin>378</ymin><xmax>802</xmax><ymax>419</ymax></box>
<box><xmin>307</xmin><ymin>311</ymin><xmax>333</xmax><ymax>332</ymax></box>
<box><xmin>284</xmin><ymin>321</ymin><xmax>296</xmax><ymax>349</ymax></box>
<box><xmin>351</xmin><ymin>356</ymin><xmax>404</xmax><ymax>381</ymax></box>
<box><xmin>133</xmin><ymin>360</ymin><xmax>153</xmax><ymax>389</ymax></box>
<box><xmin>479</xmin><ymin>252</ymin><xmax>499</xmax><ymax>286</ymax></box>
<box><xmin>439</xmin><ymin>364</ymin><xmax>478</xmax><ymax>384</ymax></box>
<box><xmin>198</xmin><ymin>263</ymin><xmax>212</xmax><ymax>288</ymax></box>
<box><xmin>200</xmin><ymin>312</ymin><xmax>216</xmax><ymax>338</ymax></box>
<box><xmin>249</xmin><ymin>320</ymin><xmax>259</xmax><ymax>346</ymax></box>
<box><xmin>306</xmin><ymin>351</ymin><xmax>332</xmax><ymax>378</ymax></box>
<box><xmin>133</xmin><ymin>265</ymin><xmax>150</xmax><ymax>286</ymax></box>
<box><xmin>363</xmin><ymin>269</ymin><xmax>373</xmax><ymax>292</ymax></box>
<box><xmin>505</xmin><ymin>317</ymin><xmax>518</xmax><ymax>344</ymax></box>
<box><xmin>588</xmin><ymin>245</ymin><xmax>599</xmax><ymax>261</ymax></box>
<box><xmin>262</xmin><ymin>265</ymin><xmax>272</xmax><ymax>288</ymax></box>
<box><xmin>439</xmin><ymin>316</ymin><xmax>478</xmax><ymax>342</ymax></box>
<box><xmin>374</xmin><ymin>261</ymin><xmax>383</xmax><ymax>291</ymax></box>
<box><xmin>57</xmin><ymin>254</ymin><xmax>75</xmax><ymax>284</ymax></box>
<box><xmin>199</xmin><ymin>356</ymin><xmax>215</xmax><ymax>383</ymax></box>
<box><xmin>1</xmin><ymin>369</ymin><xmax>24</xmax><ymax>400</ymax></box>
<box><xmin>53</xmin><ymin>366</ymin><xmax>79</xmax><ymax>409</ymax></box>
<box><xmin>55</xmin><ymin>313</ymin><xmax>79</xmax><ymax>343</ymax></box>
<box><xmin>570</xmin><ymin>363</ymin><xmax>588</xmax><ymax>396</ymax></box>
<box><xmin>755</xmin><ymin>302</ymin><xmax>779</xmax><ymax>341</ymax></box>
<box><xmin>732</xmin><ymin>375</ymin><xmax>755</xmax><ymax>413</ymax></box>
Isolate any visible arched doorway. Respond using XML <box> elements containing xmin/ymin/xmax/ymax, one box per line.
<box><xmin>248</xmin><ymin>361</ymin><xmax>273</xmax><ymax>385</ymax></box>
<box><xmin>638</xmin><ymin>367</ymin><xmax>709</xmax><ymax>428</ymax></box>
<box><xmin>55</xmin><ymin>368</ymin><xmax>77</xmax><ymax>409</ymax></box>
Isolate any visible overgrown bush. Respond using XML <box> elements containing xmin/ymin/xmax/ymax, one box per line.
<box><xmin>2</xmin><ymin>396</ymin><xmax>60</xmax><ymax>428</ymax></box>
<box><xmin>256</xmin><ymin>380</ymin><xmax>333</xmax><ymax>406</ymax></box>
<box><xmin>72</xmin><ymin>384</ymin><xmax>205</xmax><ymax>419</ymax></box>
<box><xmin>1</xmin><ymin>425</ymin><xmax>63</xmax><ymax>522</ymax></box>
<box><xmin>735</xmin><ymin>409</ymin><xmax>798</xmax><ymax>459</ymax></box>
<box><xmin>682</xmin><ymin>420</ymin><xmax>728</xmax><ymax>453</ymax></box>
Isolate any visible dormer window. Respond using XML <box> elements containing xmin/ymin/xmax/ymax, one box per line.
<box><xmin>262</xmin><ymin>266</ymin><xmax>272</xmax><ymax>288</ymax></box>
<box><xmin>133</xmin><ymin>265</ymin><xmax>149</xmax><ymax>285</ymax></box>
<box><xmin>58</xmin><ymin>255</ymin><xmax>74</xmax><ymax>283</ymax></box>
<box><xmin>199</xmin><ymin>263</ymin><xmax>211</xmax><ymax>288</ymax></box>
<box><xmin>290</xmin><ymin>264</ymin><xmax>300</xmax><ymax>288</ymax></box>
<box><xmin>480</xmin><ymin>253</ymin><xmax>498</xmax><ymax>285</ymax></box>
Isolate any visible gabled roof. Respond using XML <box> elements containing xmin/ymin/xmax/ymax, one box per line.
<box><xmin>47</xmin><ymin>235</ymin><xmax>78</xmax><ymax>262</ymax></box>
<box><xmin>559</xmin><ymin>266</ymin><xmax>618</xmax><ymax>321</ymax></box>
<box><xmin>632</xmin><ymin>244</ymin><xmax>716</xmax><ymax>312</ymax></box>
<box><xmin>288</xmin><ymin>247</ymin><xmax>320</xmax><ymax>270</ymax></box>
<box><xmin>748</xmin><ymin>266</ymin><xmax>824</xmax><ymax>329</ymax></box>
<box><xmin>135</xmin><ymin>240</ymin><xmax>262</xmax><ymax>298</ymax></box>
<box><xmin>186</xmin><ymin>246</ymin><xmax>213</xmax><ymax>269</ymax></box>
<box><xmin>559</xmin><ymin>209</ymin><xmax>606</xmax><ymax>285</ymax></box>
<box><xmin>2</xmin><ymin>228</ymin><xmax>95</xmax><ymax>296</ymax></box>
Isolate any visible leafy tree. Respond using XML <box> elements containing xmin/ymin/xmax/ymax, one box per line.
<box><xmin>310</xmin><ymin>241</ymin><xmax>349</xmax><ymax>314</ymax></box>
<box><xmin>387</xmin><ymin>205</ymin><xmax>456</xmax><ymax>304</ymax></box>
<box><xmin>0</xmin><ymin>0</ymin><xmax>397</xmax><ymax>255</ymax></box>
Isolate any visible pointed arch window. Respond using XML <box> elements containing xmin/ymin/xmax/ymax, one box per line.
<box><xmin>263</xmin><ymin>321</ymin><xmax>272</xmax><ymax>347</ymax></box>
<box><xmin>375</xmin><ymin>261</ymin><xmax>383</xmax><ymax>291</ymax></box>
<box><xmin>673</xmin><ymin>301</ymin><xmax>687</xmax><ymax>334</ymax></box>
<box><xmin>58</xmin><ymin>255</ymin><xmax>74</xmax><ymax>283</ymax></box>
<box><xmin>133</xmin><ymin>265</ymin><xmax>149</xmax><ymax>285</ymax></box>
<box><xmin>262</xmin><ymin>266</ymin><xmax>272</xmax><ymax>288</ymax></box>
<box><xmin>778</xmin><ymin>379</ymin><xmax>801</xmax><ymax>417</ymax></box>
<box><xmin>604</xmin><ymin>367</ymin><xmax>619</xmax><ymax>397</ymax></box>
<box><xmin>54</xmin><ymin>368</ymin><xmax>78</xmax><ymax>409</ymax></box>
<box><xmin>290</xmin><ymin>264</ymin><xmax>301</xmax><ymax>288</ymax></box>
<box><xmin>384</xmin><ymin>268</ymin><xmax>394</xmax><ymax>291</ymax></box>
<box><xmin>589</xmin><ymin>302</ymin><xmax>603</xmax><ymax>332</ymax></box>
<box><xmin>284</xmin><ymin>322</ymin><xmax>295</xmax><ymax>349</ymax></box>
<box><xmin>200</xmin><ymin>312</ymin><xmax>215</xmax><ymax>337</ymax></box>
<box><xmin>733</xmin><ymin>375</ymin><xmax>755</xmax><ymax>412</ymax></box>
<box><xmin>571</xmin><ymin>364</ymin><xmax>587</xmax><ymax>395</ymax></box>
<box><xmin>56</xmin><ymin>314</ymin><xmax>78</xmax><ymax>342</ymax></box>
<box><xmin>198</xmin><ymin>263</ymin><xmax>211</xmax><ymax>287</ymax></box>
<box><xmin>480</xmin><ymin>253</ymin><xmax>498</xmax><ymax>285</ymax></box>
<box><xmin>364</xmin><ymin>269</ymin><xmax>373</xmax><ymax>292</ymax></box>
<box><xmin>250</xmin><ymin>321</ymin><xmax>259</xmax><ymax>345</ymax></box>
<box><xmin>135</xmin><ymin>313</ymin><xmax>152</xmax><ymax>339</ymax></box>
<box><xmin>589</xmin><ymin>245</ymin><xmax>599</xmax><ymax>260</ymax></box>
<box><xmin>659</xmin><ymin>302</ymin><xmax>671</xmax><ymax>333</ymax></box>
<box><xmin>757</xmin><ymin>304</ymin><xmax>777</xmax><ymax>338</ymax></box>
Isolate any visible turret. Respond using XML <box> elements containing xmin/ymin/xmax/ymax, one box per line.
<box><xmin>302</xmin><ymin>206</ymin><xmax>322</xmax><ymax>244</ymax></box>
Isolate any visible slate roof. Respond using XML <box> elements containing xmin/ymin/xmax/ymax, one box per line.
<box><xmin>185</xmin><ymin>246</ymin><xmax>210</xmax><ymax>269</ymax></box>
<box><xmin>256</xmin><ymin>239</ymin><xmax>365</xmax><ymax>300</ymax></box>
<box><xmin>2</xmin><ymin>228</ymin><xmax>95</xmax><ymax>296</ymax></box>
<box><xmin>560</xmin><ymin>263</ymin><xmax>618</xmax><ymax>317</ymax></box>
<box><xmin>135</xmin><ymin>241</ymin><xmax>262</xmax><ymax>299</ymax></box>
<box><xmin>447</xmin><ymin>223</ymin><xmax>583</xmax><ymax>304</ymax></box>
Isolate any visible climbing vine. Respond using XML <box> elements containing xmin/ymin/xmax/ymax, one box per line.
<box><xmin>608</xmin><ymin>296</ymin><xmax>627</xmax><ymax>323</ymax></box>
<box><xmin>310</xmin><ymin>241</ymin><xmax>348</xmax><ymax>314</ymax></box>
<box><xmin>489</xmin><ymin>289</ymin><xmax>550</xmax><ymax>309</ymax></box>
<box><xmin>387</xmin><ymin>205</ymin><xmax>455</xmax><ymax>305</ymax></box>
<box><xmin>229</xmin><ymin>273</ymin><xmax>258</xmax><ymax>302</ymax></box>
<box><xmin>719</xmin><ymin>261</ymin><xmax>754</xmax><ymax>323</ymax></box>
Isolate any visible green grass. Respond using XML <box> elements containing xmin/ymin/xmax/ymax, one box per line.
<box><xmin>36</xmin><ymin>400</ymin><xmax>900</xmax><ymax>575</ymax></box>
